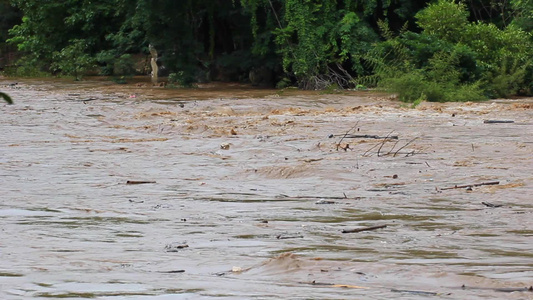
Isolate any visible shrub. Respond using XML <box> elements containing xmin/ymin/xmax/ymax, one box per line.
<box><xmin>415</xmin><ymin>0</ymin><xmax>469</xmax><ymax>43</ymax></box>
<box><xmin>3</xmin><ymin>56</ymin><xmax>50</xmax><ymax>77</ymax></box>
<box><xmin>366</xmin><ymin>0</ymin><xmax>532</xmax><ymax>101</ymax></box>
<box><xmin>168</xmin><ymin>71</ymin><xmax>196</xmax><ymax>88</ymax></box>
<box><xmin>50</xmin><ymin>39</ymin><xmax>95</xmax><ymax>80</ymax></box>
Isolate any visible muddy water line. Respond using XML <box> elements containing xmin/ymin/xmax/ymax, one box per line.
<box><xmin>1</xmin><ymin>79</ymin><xmax>532</xmax><ymax>299</ymax></box>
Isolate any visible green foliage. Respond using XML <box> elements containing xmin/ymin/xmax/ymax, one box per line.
<box><xmin>3</xmin><ymin>0</ymin><xmax>533</xmax><ymax>99</ymax></box>
<box><xmin>97</xmin><ymin>53</ymin><xmax>136</xmax><ymax>83</ymax></box>
<box><xmin>2</xmin><ymin>56</ymin><xmax>50</xmax><ymax>77</ymax></box>
<box><xmin>50</xmin><ymin>39</ymin><xmax>96</xmax><ymax>80</ymax></box>
<box><xmin>8</xmin><ymin>0</ymin><xmax>122</xmax><ymax>77</ymax></box>
<box><xmin>0</xmin><ymin>1</ymin><xmax>21</xmax><ymax>58</ymax></box>
<box><xmin>95</xmin><ymin>50</ymin><xmax>116</xmax><ymax>75</ymax></box>
<box><xmin>415</xmin><ymin>0</ymin><xmax>468</xmax><ymax>42</ymax></box>
<box><xmin>275</xmin><ymin>77</ymin><xmax>292</xmax><ymax>89</ymax></box>
<box><xmin>354</xmin><ymin>84</ymin><xmax>367</xmax><ymax>90</ymax></box>
<box><xmin>114</xmin><ymin>54</ymin><xmax>136</xmax><ymax>76</ymax></box>
<box><xmin>168</xmin><ymin>71</ymin><xmax>196</xmax><ymax>88</ymax></box>
<box><xmin>483</xmin><ymin>57</ymin><xmax>528</xmax><ymax>98</ymax></box>
<box><xmin>242</xmin><ymin>0</ymin><xmax>380</xmax><ymax>88</ymax></box>
<box><xmin>366</xmin><ymin>0</ymin><xmax>532</xmax><ymax>102</ymax></box>
<box><xmin>0</xmin><ymin>92</ymin><xmax>13</xmax><ymax>104</ymax></box>
<box><xmin>511</xmin><ymin>0</ymin><xmax>533</xmax><ymax>30</ymax></box>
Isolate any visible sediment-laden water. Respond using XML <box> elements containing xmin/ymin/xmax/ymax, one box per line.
<box><xmin>1</xmin><ymin>78</ymin><xmax>532</xmax><ymax>299</ymax></box>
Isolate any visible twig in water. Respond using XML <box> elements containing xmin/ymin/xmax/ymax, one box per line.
<box><xmin>277</xmin><ymin>233</ymin><xmax>304</xmax><ymax>239</ymax></box>
<box><xmin>377</xmin><ymin>130</ymin><xmax>395</xmax><ymax>157</ymax></box>
<box><xmin>306</xmin><ymin>281</ymin><xmax>369</xmax><ymax>289</ymax></box>
<box><xmin>331</xmin><ymin>134</ymin><xmax>398</xmax><ymax>139</ymax></box>
<box><xmin>336</xmin><ymin>121</ymin><xmax>359</xmax><ymax>151</ymax></box>
<box><xmin>440</xmin><ymin>181</ymin><xmax>499</xmax><ymax>190</ymax></box>
<box><xmin>391</xmin><ymin>289</ymin><xmax>438</xmax><ymax>296</ymax></box>
<box><xmin>282</xmin><ymin>195</ymin><xmax>359</xmax><ymax>200</ymax></box>
<box><xmin>405</xmin><ymin>150</ymin><xmax>417</xmax><ymax>157</ymax></box>
<box><xmin>126</xmin><ymin>180</ymin><xmax>157</xmax><ymax>185</ymax></box>
<box><xmin>483</xmin><ymin>120</ymin><xmax>514</xmax><ymax>124</ymax></box>
<box><xmin>363</xmin><ymin>142</ymin><xmax>380</xmax><ymax>157</ymax></box>
<box><xmin>342</xmin><ymin>224</ymin><xmax>387</xmax><ymax>233</ymax></box>
<box><xmin>481</xmin><ymin>201</ymin><xmax>503</xmax><ymax>208</ymax></box>
<box><xmin>160</xmin><ymin>270</ymin><xmax>186</xmax><ymax>273</ymax></box>
<box><xmin>387</xmin><ymin>140</ymin><xmax>400</xmax><ymax>155</ymax></box>
<box><xmin>393</xmin><ymin>137</ymin><xmax>419</xmax><ymax>157</ymax></box>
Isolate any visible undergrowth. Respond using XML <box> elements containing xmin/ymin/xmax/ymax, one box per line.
<box><xmin>362</xmin><ymin>0</ymin><xmax>532</xmax><ymax>103</ymax></box>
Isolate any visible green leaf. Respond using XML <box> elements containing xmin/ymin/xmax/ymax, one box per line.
<box><xmin>0</xmin><ymin>92</ymin><xmax>14</xmax><ymax>105</ymax></box>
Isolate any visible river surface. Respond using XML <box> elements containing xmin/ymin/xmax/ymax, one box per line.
<box><xmin>1</xmin><ymin>78</ymin><xmax>532</xmax><ymax>299</ymax></box>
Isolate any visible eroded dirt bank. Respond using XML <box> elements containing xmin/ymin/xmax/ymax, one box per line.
<box><xmin>1</xmin><ymin>78</ymin><xmax>532</xmax><ymax>299</ymax></box>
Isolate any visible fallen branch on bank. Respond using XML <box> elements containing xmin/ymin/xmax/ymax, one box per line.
<box><xmin>341</xmin><ymin>224</ymin><xmax>387</xmax><ymax>233</ymax></box>
<box><xmin>440</xmin><ymin>181</ymin><xmax>499</xmax><ymax>190</ymax></box>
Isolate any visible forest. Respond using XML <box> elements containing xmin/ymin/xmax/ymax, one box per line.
<box><xmin>1</xmin><ymin>0</ymin><xmax>532</xmax><ymax>102</ymax></box>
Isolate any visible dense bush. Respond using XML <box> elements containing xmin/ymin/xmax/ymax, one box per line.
<box><xmin>50</xmin><ymin>39</ymin><xmax>95</xmax><ymax>80</ymax></box>
<box><xmin>366</xmin><ymin>0</ymin><xmax>532</xmax><ymax>102</ymax></box>
<box><xmin>3</xmin><ymin>0</ymin><xmax>532</xmax><ymax>100</ymax></box>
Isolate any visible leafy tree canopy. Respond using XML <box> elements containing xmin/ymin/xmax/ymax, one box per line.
<box><xmin>2</xmin><ymin>0</ymin><xmax>532</xmax><ymax>100</ymax></box>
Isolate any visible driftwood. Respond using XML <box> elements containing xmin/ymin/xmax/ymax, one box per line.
<box><xmin>363</xmin><ymin>133</ymin><xmax>420</xmax><ymax>157</ymax></box>
<box><xmin>377</xmin><ymin>130</ymin><xmax>395</xmax><ymax>157</ymax></box>
<box><xmin>392</xmin><ymin>137</ymin><xmax>419</xmax><ymax>157</ymax></box>
<box><xmin>391</xmin><ymin>289</ymin><xmax>438</xmax><ymax>296</ymax></box>
<box><xmin>492</xmin><ymin>286</ymin><xmax>533</xmax><ymax>292</ymax></box>
<box><xmin>126</xmin><ymin>180</ymin><xmax>157</xmax><ymax>185</ymax></box>
<box><xmin>160</xmin><ymin>270</ymin><xmax>185</xmax><ymax>273</ymax></box>
<box><xmin>481</xmin><ymin>201</ymin><xmax>503</xmax><ymax>208</ymax></box>
<box><xmin>306</xmin><ymin>281</ymin><xmax>369</xmax><ymax>289</ymax></box>
<box><xmin>342</xmin><ymin>224</ymin><xmax>387</xmax><ymax>234</ymax></box>
<box><xmin>335</xmin><ymin>121</ymin><xmax>359</xmax><ymax>151</ymax></box>
<box><xmin>483</xmin><ymin>120</ymin><xmax>514</xmax><ymax>124</ymax></box>
<box><xmin>363</xmin><ymin>142</ymin><xmax>381</xmax><ymax>156</ymax></box>
<box><xmin>276</xmin><ymin>194</ymin><xmax>354</xmax><ymax>200</ymax></box>
<box><xmin>461</xmin><ymin>285</ymin><xmax>533</xmax><ymax>293</ymax></box>
<box><xmin>440</xmin><ymin>181</ymin><xmax>499</xmax><ymax>190</ymax></box>
<box><xmin>332</xmin><ymin>134</ymin><xmax>399</xmax><ymax>140</ymax></box>
<box><xmin>277</xmin><ymin>233</ymin><xmax>304</xmax><ymax>239</ymax></box>
<box><xmin>315</xmin><ymin>200</ymin><xmax>336</xmax><ymax>204</ymax></box>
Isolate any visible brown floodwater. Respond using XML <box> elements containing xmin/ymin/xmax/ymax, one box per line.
<box><xmin>1</xmin><ymin>77</ymin><xmax>532</xmax><ymax>299</ymax></box>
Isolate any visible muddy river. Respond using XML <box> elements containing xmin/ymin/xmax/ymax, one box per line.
<box><xmin>1</xmin><ymin>78</ymin><xmax>532</xmax><ymax>299</ymax></box>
